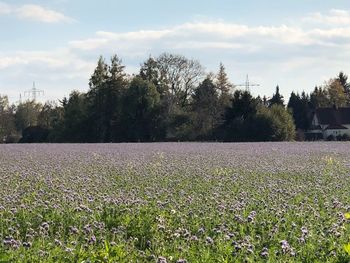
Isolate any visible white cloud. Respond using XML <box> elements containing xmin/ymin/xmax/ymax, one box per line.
<box><xmin>69</xmin><ymin>38</ymin><xmax>110</xmax><ymax>51</ymax></box>
<box><xmin>171</xmin><ymin>41</ymin><xmax>246</xmax><ymax>50</ymax></box>
<box><xmin>0</xmin><ymin>1</ymin><xmax>73</xmax><ymax>23</ymax></box>
<box><xmin>303</xmin><ymin>9</ymin><xmax>350</xmax><ymax>26</ymax></box>
<box><xmin>0</xmin><ymin>49</ymin><xmax>95</xmax><ymax>102</ymax></box>
<box><xmin>4</xmin><ymin>10</ymin><xmax>350</xmax><ymax>102</ymax></box>
<box><xmin>0</xmin><ymin>49</ymin><xmax>95</xmax><ymax>82</ymax></box>
<box><xmin>16</xmin><ymin>4</ymin><xmax>73</xmax><ymax>23</ymax></box>
<box><xmin>0</xmin><ymin>56</ymin><xmax>28</xmax><ymax>69</ymax></box>
<box><xmin>97</xmin><ymin>30</ymin><xmax>173</xmax><ymax>41</ymax></box>
<box><xmin>65</xmin><ymin>16</ymin><xmax>350</xmax><ymax>99</ymax></box>
<box><xmin>68</xmin><ymin>20</ymin><xmax>350</xmax><ymax>57</ymax></box>
<box><xmin>0</xmin><ymin>1</ymin><xmax>11</xmax><ymax>14</ymax></box>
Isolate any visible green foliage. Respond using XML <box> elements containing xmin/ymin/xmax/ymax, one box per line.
<box><xmin>337</xmin><ymin>71</ymin><xmax>350</xmax><ymax>102</ymax></box>
<box><xmin>220</xmin><ymin>90</ymin><xmax>259</xmax><ymax>141</ymax></box>
<box><xmin>87</xmin><ymin>55</ymin><xmax>128</xmax><ymax>142</ymax></box>
<box><xmin>166</xmin><ymin>110</ymin><xmax>194</xmax><ymax>140</ymax></box>
<box><xmin>140</xmin><ymin>57</ymin><xmax>168</xmax><ymax>96</ymax></box>
<box><xmin>4</xmin><ymin>56</ymin><xmax>350</xmax><ymax>143</ymax></box>
<box><xmin>215</xmin><ymin>63</ymin><xmax>233</xmax><ymax>97</ymax></box>
<box><xmin>0</xmin><ymin>95</ymin><xmax>17</xmax><ymax>142</ymax></box>
<box><xmin>15</xmin><ymin>101</ymin><xmax>42</xmax><ymax>132</ymax></box>
<box><xmin>220</xmin><ymin>91</ymin><xmax>295</xmax><ymax>141</ymax></box>
<box><xmin>156</xmin><ymin>53</ymin><xmax>205</xmax><ymax>108</ymax></box>
<box><xmin>191</xmin><ymin>78</ymin><xmax>220</xmax><ymax>139</ymax></box>
<box><xmin>60</xmin><ymin>91</ymin><xmax>89</xmax><ymax>142</ymax></box>
<box><xmin>256</xmin><ymin>105</ymin><xmax>296</xmax><ymax>141</ymax></box>
<box><xmin>310</xmin><ymin>86</ymin><xmax>329</xmax><ymax>108</ymax></box>
<box><xmin>122</xmin><ymin>76</ymin><xmax>162</xmax><ymax>141</ymax></box>
<box><xmin>287</xmin><ymin>91</ymin><xmax>310</xmax><ymax>130</ymax></box>
<box><xmin>37</xmin><ymin>101</ymin><xmax>62</xmax><ymax>130</ymax></box>
<box><xmin>310</xmin><ymin>77</ymin><xmax>349</xmax><ymax>109</ymax></box>
<box><xmin>19</xmin><ymin>126</ymin><xmax>50</xmax><ymax>143</ymax></box>
<box><xmin>327</xmin><ymin>79</ymin><xmax>347</xmax><ymax>107</ymax></box>
<box><xmin>269</xmin><ymin>85</ymin><xmax>285</xmax><ymax>107</ymax></box>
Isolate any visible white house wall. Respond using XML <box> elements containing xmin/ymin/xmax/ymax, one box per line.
<box><xmin>345</xmin><ymin>125</ymin><xmax>350</xmax><ymax>136</ymax></box>
<box><xmin>312</xmin><ymin>115</ymin><xmax>319</xmax><ymax>126</ymax></box>
<box><xmin>323</xmin><ymin>126</ymin><xmax>350</xmax><ymax>138</ymax></box>
<box><xmin>324</xmin><ymin>129</ymin><xmax>344</xmax><ymax>138</ymax></box>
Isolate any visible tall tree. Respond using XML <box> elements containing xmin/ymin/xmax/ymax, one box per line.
<box><xmin>191</xmin><ymin>78</ymin><xmax>220</xmax><ymax>139</ymax></box>
<box><xmin>60</xmin><ymin>91</ymin><xmax>89</xmax><ymax>142</ymax></box>
<box><xmin>87</xmin><ymin>55</ymin><xmax>128</xmax><ymax>142</ymax></box>
<box><xmin>269</xmin><ymin>85</ymin><xmax>285</xmax><ymax>107</ymax></box>
<box><xmin>156</xmin><ymin>53</ymin><xmax>204</xmax><ymax>108</ymax></box>
<box><xmin>310</xmin><ymin>86</ymin><xmax>328</xmax><ymax>108</ymax></box>
<box><xmin>287</xmin><ymin>91</ymin><xmax>310</xmax><ymax>130</ymax></box>
<box><xmin>215</xmin><ymin>63</ymin><xmax>233</xmax><ymax>95</ymax></box>
<box><xmin>326</xmin><ymin>79</ymin><xmax>347</xmax><ymax>107</ymax></box>
<box><xmin>255</xmin><ymin>105</ymin><xmax>296</xmax><ymax>141</ymax></box>
<box><xmin>0</xmin><ymin>95</ymin><xmax>17</xmax><ymax>143</ymax></box>
<box><xmin>153</xmin><ymin>53</ymin><xmax>205</xmax><ymax>140</ymax></box>
<box><xmin>310</xmin><ymin>78</ymin><xmax>347</xmax><ymax>109</ymax></box>
<box><xmin>15</xmin><ymin>100</ymin><xmax>42</xmax><ymax>132</ymax></box>
<box><xmin>87</xmin><ymin>56</ymin><xmax>109</xmax><ymax>142</ymax></box>
<box><xmin>220</xmin><ymin>90</ymin><xmax>259</xmax><ymax>141</ymax></box>
<box><xmin>140</xmin><ymin>57</ymin><xmax>167</xmax><ymax>96</ymax></box>
<box><xmin>107</xmin><ymin>55</ymin><xmax>128</xmax><ymax>142</ymax></box>
<box><xmin>122</xmin><ymin>76</ymin><xmax>161</xmax><ymax>141</ymax></box>
<box><xmin>336</xmin><ymin>71</ymin><xmax>350</xmax><ymax>102</ymax></box>
<box><xmin>140</xmin><ymin>57</ymin><xmax>172</xmax><ymax>139</ymax></box>
<box><xmin>215</xmin><ymin>63</ymin><xmax>233</xmax><ymax>115</ymax></box>
<box><xmin>37</xmin><ymin>101</ymin><xmax>63</xmax><ymax>130</ymax></box>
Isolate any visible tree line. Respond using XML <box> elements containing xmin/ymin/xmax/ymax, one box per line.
<box><xmin>1</xmin><ymin>53</ymin><xmax>349</xmax><ymax>143</ymax></box>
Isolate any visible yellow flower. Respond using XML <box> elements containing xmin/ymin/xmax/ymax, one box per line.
<box><xmin>345</xmin><ymin>213</ymin><xmax>350</xmax><ymax>220</ymax></box>
<box><xmin>344</xmin><ymin>243</ymin><xmax>350</xmax><ymax>255</ymax></box>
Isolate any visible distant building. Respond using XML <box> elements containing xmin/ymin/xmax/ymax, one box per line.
<box><xmin>307</xmin><ymin>107</ymin><xmax>350</xmax><ymax>140</ymax></box>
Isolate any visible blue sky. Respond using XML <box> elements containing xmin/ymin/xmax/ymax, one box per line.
<box><xmin>1</xmin><ymin>0</ymin><xmax>350</xmax><ymax>103</ymax></box>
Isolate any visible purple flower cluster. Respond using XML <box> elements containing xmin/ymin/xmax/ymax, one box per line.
<box><xmin>0</xmin><ymin>142</ymin><xmax>349</xmax><ymax>261</ymax></box>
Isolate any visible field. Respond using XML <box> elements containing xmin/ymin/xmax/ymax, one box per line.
<box><xmin>1</xmin><ymin>143</ymin><xmax>350</xmax><ymax>262</ymax></box>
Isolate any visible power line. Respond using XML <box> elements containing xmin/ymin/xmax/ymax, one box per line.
<box><xmin>236</xmin><ymin>75</ymin><xmax>260</xmax><ymax>92</ymax></box>
<box><xmin>24</xmin><ymin>82</ymin><xmax>44</xmax><ymax>101</ymax></box>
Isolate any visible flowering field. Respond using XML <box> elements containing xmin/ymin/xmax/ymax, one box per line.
<box><xmin>1</xmin><ymin>143</ymin><xmax>350</xmax><ymax>262</ymax></box>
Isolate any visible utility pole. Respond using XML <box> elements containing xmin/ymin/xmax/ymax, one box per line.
<box><xmin>24</xmin><ymin>82</ymin><xmax>44</xmax><ymax>102</ymax></box>
<box><xmin>236</xmin><ymin>75</ymin><xmax>260</xmax><ymax>92</ymax></box>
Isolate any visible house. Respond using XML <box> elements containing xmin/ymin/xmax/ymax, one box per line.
<box><xmin>307</xmin><ymin>107</ymin><xmax>350</xmax><ymax>140</ymax></box>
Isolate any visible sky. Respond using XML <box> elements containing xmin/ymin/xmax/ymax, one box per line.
<box><xmin>1</xmin><ymin>0</ymin><xmax>350</xmax><ymax>103</ymax></box>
